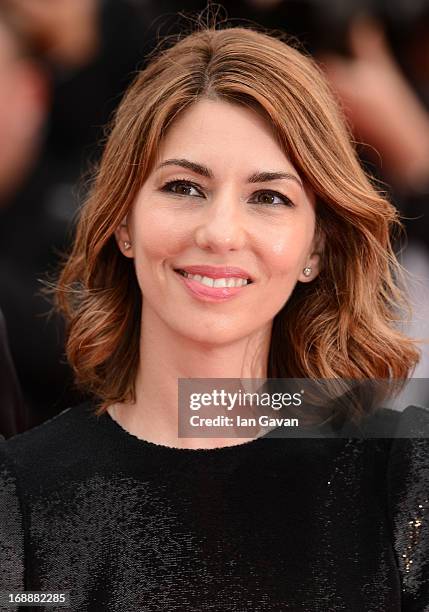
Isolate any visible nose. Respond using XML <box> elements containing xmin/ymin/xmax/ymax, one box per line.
<box><xmin>194</xmin><ymin>192</ymin><xmax>247</xmax><ymax>253</ymax></box>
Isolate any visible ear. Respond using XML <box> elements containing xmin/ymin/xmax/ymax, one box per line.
<box><xmin>114</xmin><ymin>217</ymin><xmax>134</xmax><ymax>258</ymax></box>
<box><xmin>298</xmin><ymin>229</ymin><xmax>325</xmax><ymax>283</ymax></box>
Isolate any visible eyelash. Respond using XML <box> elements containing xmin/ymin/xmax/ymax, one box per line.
<box><xmin>159</xmin><ymin>178</ymin><xmax>295</xmax><ymax>208</ymax></box>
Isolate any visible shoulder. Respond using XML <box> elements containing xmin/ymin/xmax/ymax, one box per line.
<box><xmin>384</xmin><ymin>404</ymin><xmax>429</xmax><ymax>483</ymax></box>
<box><xmin>392</xmin><ymin>404</ymin><xmax>429</xmax><ymax>436</ymax></box>
<box><xmin>2</xmin><ymin>401</ymin><xmax>106</xmax><ymax>482</ymax></box>
<box><xmin>360</xmin><ymin>404</ymin><xmax>429</xmax><ymax>438</ymax></box>
<box><xmin>382</xmin><ymin>405</ymin><xmax>429</xmax><ymax>497</ymax></box>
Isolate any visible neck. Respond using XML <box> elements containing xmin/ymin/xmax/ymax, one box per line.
<box><xmin>112</xmin><ymin>303</ymin><xmax>272</xmax><ymax>448</ymax></box>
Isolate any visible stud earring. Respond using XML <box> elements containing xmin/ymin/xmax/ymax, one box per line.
<box><xmin>303</xmin><ymin>266</ymin><xmax>312</xmax><ymax>277</ymax></box>
<box><xmin>123</xmin><ymin>241</ymin><xmax>131</xmax><ymax>250</ymax></box>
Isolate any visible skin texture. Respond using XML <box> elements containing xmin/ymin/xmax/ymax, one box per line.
<box><xmin>113</xmin><ymin>99</ymin><xmax>322</xmax><ymax>448</ymax></box>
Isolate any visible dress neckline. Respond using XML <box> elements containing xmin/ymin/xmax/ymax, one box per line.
<box><xmin>101</xmin><ymin>404</ymin><xmax>274</xmax><ymax>457</ymax></box>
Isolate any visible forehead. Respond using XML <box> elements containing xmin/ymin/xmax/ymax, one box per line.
<box><xmin>155</xmin><ymin>98</ymin><xmax>299</xmax><ymax>176</ymax></box>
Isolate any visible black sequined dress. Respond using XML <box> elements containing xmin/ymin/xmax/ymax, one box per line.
<box><xmin>1</xmin><ymin>401</ymin><xmax>428</xmax><ymax>611</ymax></box>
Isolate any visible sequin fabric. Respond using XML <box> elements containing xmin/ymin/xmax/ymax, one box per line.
<box><xmin>0</xmin><ymin>402</ymin><xmax>428</xmax><ymax>611</ymax></box>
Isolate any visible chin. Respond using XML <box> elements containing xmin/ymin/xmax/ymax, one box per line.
<box><xmin>175</xmin><ymin>323</ymin><xmax>252</xmax><ymax>348</ymax></box>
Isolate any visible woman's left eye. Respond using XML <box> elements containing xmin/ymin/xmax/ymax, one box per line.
<box><xmin>250</xmin><ymin>191</ymin><xmax>294</xmax><ymax>207</ymax></box>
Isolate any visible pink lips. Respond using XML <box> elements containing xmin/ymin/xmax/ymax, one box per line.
<box><xmin>174</xmin><ymin>265</ymin><xmax>253</xmax><ymax>302</ymax></box>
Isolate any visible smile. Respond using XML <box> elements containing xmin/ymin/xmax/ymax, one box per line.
<box><xmin>174</xmin><ymin>269</ymin><xmax>253</xmax><ymax>301</ymax></box>
<box><xmin>176</xmin><ymin>270</ymin><xmax>250</xmax><ymax>288</ymax></box>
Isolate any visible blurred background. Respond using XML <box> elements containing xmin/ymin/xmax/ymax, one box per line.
<box><xmin>1</xmin><ymin>0</ymin><xmax>429</xmax><ymax>438</ymax></box>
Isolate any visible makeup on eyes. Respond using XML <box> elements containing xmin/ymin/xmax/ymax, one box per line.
<box><xmin>158</xmin><ymin>177</ymin><xmax>296</xmax><ymax>208</ymax></box>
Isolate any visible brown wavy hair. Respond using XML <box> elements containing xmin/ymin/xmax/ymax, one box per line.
<box><xmin>55</xmin><ymin>24</ymin><xmax>420</xmax><ymax>417</ymax></box>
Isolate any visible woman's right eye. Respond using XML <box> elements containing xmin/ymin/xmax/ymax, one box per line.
<box><xmin>161</xmin><ymin>180</ymin><xmax>203</xmax><ymax>197</ymax></box>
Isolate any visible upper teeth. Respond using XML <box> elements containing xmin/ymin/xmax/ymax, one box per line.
<box><xmin>182</xmin><ymin>272</ymin><xmax>249</xmax><ymax>288</ymax></box>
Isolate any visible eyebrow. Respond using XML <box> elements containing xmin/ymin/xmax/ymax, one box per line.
<box><xmin>156</xmin><ymin>158</ymin><xmax>303</xmax><ymax>189</ymax></box>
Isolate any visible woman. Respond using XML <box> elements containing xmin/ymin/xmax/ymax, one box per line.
<box><xmin>1</xmin><ymin>24</ymin><xmax>428</xmax><ymax>611</ymax></box>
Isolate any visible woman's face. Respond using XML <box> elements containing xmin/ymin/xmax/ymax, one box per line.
<box><xmin>117</xmin><ymin>99</ymin><xmax>322</xmax><ymax>345</ymax></box>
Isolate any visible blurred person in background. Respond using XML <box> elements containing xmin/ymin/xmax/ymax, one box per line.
<box><xmin>0</xmin><ymin>7</ymin><xmax>48</xmax><ymax>436</ymax></box>
<box><xmin>316</xmin><ymin>6</ymin><xmax>429</xmax><ymax>407</ymax></box>
<box><xmin>0</xmin><ymin>0</ymin><xmax>156</xmax><ymax>431</ymax></box>
<box><xmin>0</xmin><ymin>8</ymin><xmax>47</xmax><ymax>204</ymax></box>
<box><xmin>319</xmin><ymin>11</ymin><xmax>429</xmax><ymax>235</ymax></box>
<box><xmin>2</xmin><ymin>0</ymin><xmax>159</xmax><ymax>170</ymax></box>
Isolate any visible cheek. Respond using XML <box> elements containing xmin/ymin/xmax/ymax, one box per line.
<box><xmin>261</xmin><ymin>225</ymin><xmax>312</xmax><ymax>275</ymax></box>
<box><xmin>270</xmin><ymin>240</ymin><xmax>302</xmax><ymax>267</ymax></box>
<box><xmin>131</xmin><ymin>204</ymin><xmax>189</xmax><ymax>261</ymax></box>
